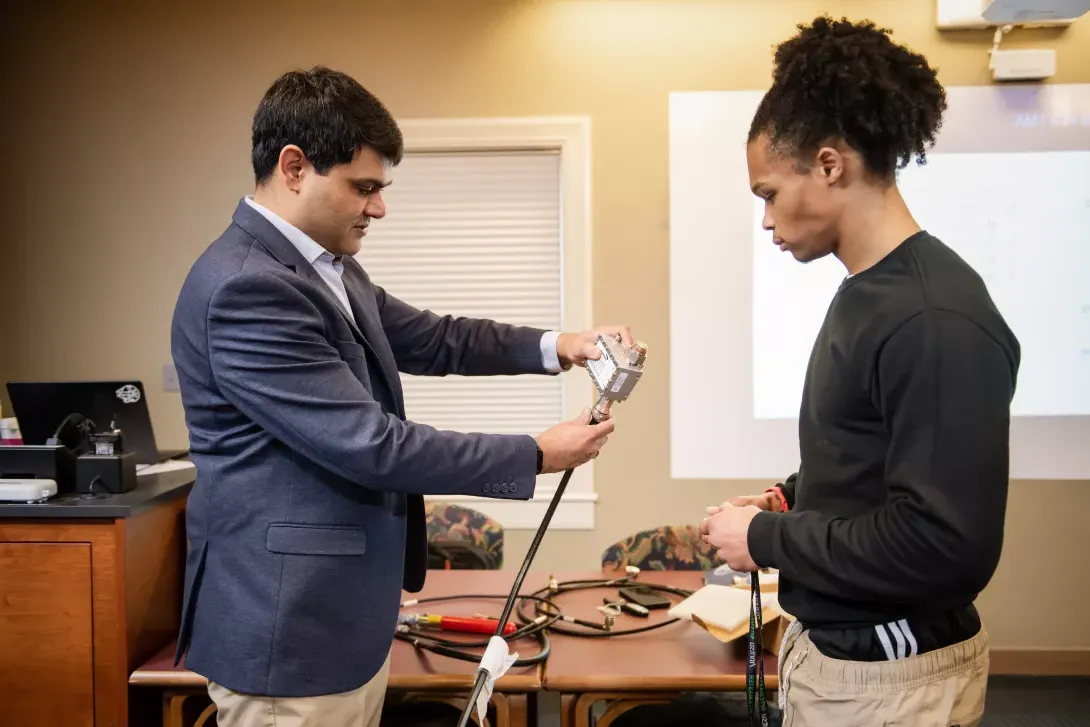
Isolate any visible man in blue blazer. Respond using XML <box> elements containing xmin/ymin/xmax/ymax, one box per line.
<box><xmin>170</xmin><ymin>66</ymin><xmax>629</xmax><ymax>727</ymax></box>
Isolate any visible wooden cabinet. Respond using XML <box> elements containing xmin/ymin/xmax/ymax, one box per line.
<box><xmin>0</xmin><ymin>473</ymin><xmax>192</xmax><ymax>727</ymax></box>
<box><xmin>0</xmin><ymin>542</ymin><xmax>96</xmax><ymax>725</ymax></box>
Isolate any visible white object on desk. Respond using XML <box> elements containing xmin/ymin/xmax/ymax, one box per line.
<box><xmin>669</xmin><ymin>584</ymin><xmax>781</xmax><ymax>635</ymax></box>
<box><xmin>136</xmin><ymin>460</ymin><xmax>196</xmax><ymax>476</ymax></box>
<box><xmin>0</xmin><ymin>417</ymin><xmax>21</xmax><ymax>443</ymax></box>
<box><xmin>0</xmin><ymin>479</ymin><xmax>58</xmax><ymax>502</ymax></box>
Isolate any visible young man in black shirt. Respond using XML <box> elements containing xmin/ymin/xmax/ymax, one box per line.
<box><xmin>701</xmin><ymin>16</ymin><xmax>1020</xmax><ymax>727</ymax></box>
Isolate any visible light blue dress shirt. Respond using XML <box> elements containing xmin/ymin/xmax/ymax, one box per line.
<box><xmin>245</xmin><ymin>197</ymin><xmax>563</xmax><ymax>373</ymax></box>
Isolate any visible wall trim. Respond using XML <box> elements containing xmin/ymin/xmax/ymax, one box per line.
<box><xmin>990</xmin><ymin>648</ymin><xmax>1090</xmax><ymax>676</ymax></box>
<box><xmin>424</xmin><ymin>490</ymin><xmax>598</xmax><ymax>530</ymax></box>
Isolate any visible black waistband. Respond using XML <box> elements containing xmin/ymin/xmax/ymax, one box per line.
<box><xmin>805</xmin><ymin>604</ymin><xmax>981</xmax><ymax>662</ymax></box>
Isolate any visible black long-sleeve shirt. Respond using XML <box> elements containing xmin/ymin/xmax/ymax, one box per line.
<box><xmin>748</xmin><ymin>231</ymin><xmax>1020</xmax><ymax>629</ymax></box>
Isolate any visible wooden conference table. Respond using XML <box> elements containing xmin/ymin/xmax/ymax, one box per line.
<box><xmin>130</xmin><ymin>569</ymin><xmax>774</xmax><ymax>727</ymax></box>
<box><xmin>536</xmin><ymin>569</ymin><xmax>778</xmax><ymax>727</ymax></box>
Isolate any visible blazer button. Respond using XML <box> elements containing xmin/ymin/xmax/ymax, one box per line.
<box><xmin>510</xmin><ymin>483</ymin><xmax>517</xmax><ymax>493</ymax></box>
<box><xmin>500</xmin><ymin>484</ymin><xmax>510</xmax><ymax>493</ymax></box>
<box><xmin>482</xmin><ymin>484</ymin><xmax>491</xmax><ymax>494</ymax></box>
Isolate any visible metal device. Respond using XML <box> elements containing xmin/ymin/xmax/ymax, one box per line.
<box><xmin>586</xmin><ymin>334</ymin><xmax>647</xmax><ymax>421</ymax></box>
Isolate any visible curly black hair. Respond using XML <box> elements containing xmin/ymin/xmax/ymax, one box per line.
<box><xmin>748</xmin><ymin>16</ymin><xmax>947</xmax><ymax>179</ymax></box>
<box><xmin>252</xmin><ymin>66</ymin><xmax>404</xmax><ymax>184</ymax></box>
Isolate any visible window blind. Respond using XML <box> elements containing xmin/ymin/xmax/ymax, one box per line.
<box><xmin>355</xmin><ymin>149</ymin><xmax>564</xmax><ymax>438</ymax></box>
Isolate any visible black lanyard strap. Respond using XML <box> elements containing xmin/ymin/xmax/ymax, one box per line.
<box><xmin>747</xmin><ymin>571</ymin><xmax>770</xmax><ymax>727</ymax></box>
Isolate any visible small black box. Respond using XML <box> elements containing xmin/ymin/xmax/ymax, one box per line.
<box><xmin>0</xmin><ymin>445</ymin><xmax>78</xmax><ymax>493</ymax></box>
<box><xmin>76</xmin><ymin>452</ymin><xmax>138</xmax><ymax>495</ymax></box>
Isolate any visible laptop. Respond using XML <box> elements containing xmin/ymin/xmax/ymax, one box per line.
<box><xmin>6</xmin><ymin>381</ymin><xmax>188</xmax><ymax>467</ymax></box>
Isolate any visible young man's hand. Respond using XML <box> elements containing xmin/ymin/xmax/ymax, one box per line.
<box><xmin>556</xmin><ymin>325</ymin><xmax>635</xmax><ymax>369</ymax></box>
<box><xmin>700</xmin><ymin>504</ymin><xmax>762</xmax><ymax>572</ymax></box>
<box><xmin>706</xmin><ymin>491</ymin><xmax>782</xmax><ymax>515</ymax></box>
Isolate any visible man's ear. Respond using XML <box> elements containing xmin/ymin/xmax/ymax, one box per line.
<box><xmin>279</xmin><ymin>145</ymin><xmax>307</xmax><ymax>193</ymax></box>
<box><xmin>814</xmin><ymin>146</ymin><xmax>844</xmax><ymax>186</ymax></box>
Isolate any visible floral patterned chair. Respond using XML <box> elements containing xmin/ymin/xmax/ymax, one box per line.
<box><xmin>601</xmin><ymin>524</ymin><xmax>724</xmax><ymax>572</ymax></box>
<box><xmin>424</xmin><ymin>501</ymin><xmax>504</xmax><ymax>570</ymax></box>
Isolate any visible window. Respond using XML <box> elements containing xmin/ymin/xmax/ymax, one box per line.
<box><xmin>355</xmin><ymin>118</ymin><xmax>595</xmax><ymax>529</ymax></box>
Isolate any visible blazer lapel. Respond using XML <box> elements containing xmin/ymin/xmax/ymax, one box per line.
<box><xmin>341</xmin><ymin>260</ymin><xmax>405</xmax><ymax>415</ymax></box>
<box><xmin>233</xmin><ymin>200</ymin><xmax>370</xmax><ymax>335</ymax></box>
<box><xmin>231</xmin><ymin>200</ymin><xmax>403</xmax><ymax>414</ymax></box>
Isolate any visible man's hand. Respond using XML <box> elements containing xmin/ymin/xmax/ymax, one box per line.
<box><xmin>700</xmin><ymin>504</ymin><xmax>762</xmax><ymax>572</ymax></box>
<box><xmin>556</xmin><ymin>325</ymin><xmax>635</xmax><ymax>369</ymax></box>
<box><xmin>535</xmin><ymin>409</ymin><xmax>615</xmax><ymax>474</ymax></box>
<box><xmin>706</xmin><ymin>491</ymin><xmax>782</xmax><ymax>517</ymax></box>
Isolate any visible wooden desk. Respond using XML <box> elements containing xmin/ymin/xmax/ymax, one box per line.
<box><xmin>540</xmin><ymin>570</ymin><xmax>778</xmax><ymax>727</ymax></box>
<box><xmin>0</xmin><ymin>468</ymin><xmax>195</xmax><ymax>727</ymax></box>
<box><xmin>130</xmin><ymin>570</ymin><xmax>543</xmax><ymax>727</ymax></box>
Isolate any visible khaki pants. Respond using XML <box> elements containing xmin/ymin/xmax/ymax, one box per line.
<box><xmin>207</xmin><ymin>653</ymin><xmax>391</xmax><ymax>727</ymax></box>
<box><xmin>777</xmin><ymin>621</ymin><xmax>989</xmax><ymax>727</ymax></box>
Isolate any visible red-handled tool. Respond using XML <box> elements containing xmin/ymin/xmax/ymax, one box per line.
<box><xmin>400</xmin><ymin>613</ymin><xmax>516</xmax><ymax>636</ymax></box>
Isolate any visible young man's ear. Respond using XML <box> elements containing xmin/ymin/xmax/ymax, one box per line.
<box><xmin>814</xmin><ymin>146</ymin><xmax>844</xmax><ymax>186</ymax></box>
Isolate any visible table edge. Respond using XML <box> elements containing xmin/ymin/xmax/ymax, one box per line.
<box><xmin>544</xmin><ymin>674</ymin><xmax>779</xmax><ymax>692</ymax></box>
<box><xmin>129</xmin><ymin>670</ymin><xmax>544</xmax><ymax>693</ymax></box>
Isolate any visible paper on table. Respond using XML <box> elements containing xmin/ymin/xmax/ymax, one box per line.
<box><xmin>669</xmin><ymin>584</ymin><xmax>782</xmax><ymax>643</ymax></box>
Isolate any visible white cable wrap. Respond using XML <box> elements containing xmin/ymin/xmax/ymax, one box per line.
<box><xmin>476</xmin><ymin>635</ymin><xmax>518</xmax><ymax>722</ymax></box>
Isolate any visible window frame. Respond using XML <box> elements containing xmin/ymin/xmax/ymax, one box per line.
<box><xmin>396</xmin><ymin>116</ymin><xmax>597</xmax><ymax>530</ymax></box>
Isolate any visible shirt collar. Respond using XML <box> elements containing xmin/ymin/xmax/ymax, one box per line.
<box><xmin>244</xmin><ymin>196</ymin><xmax>336</xmax><ymax>265</ymax></box>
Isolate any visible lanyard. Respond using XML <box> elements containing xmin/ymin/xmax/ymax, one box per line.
<box><xmin>747</xmin><ymin>571</ymin><xmax>770</xmax><ymax>727</ymax></box>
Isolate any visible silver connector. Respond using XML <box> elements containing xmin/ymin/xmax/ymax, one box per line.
<box><xmin>597</xmin><ymin>602</ymin><xmax>621</xmax><ymax>631</ymax></box>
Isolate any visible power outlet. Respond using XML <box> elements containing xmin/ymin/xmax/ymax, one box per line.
<box><xmin>163</xmin><ymin>364</ymin><xmax>180</xmax><ymax>392</ymax></box>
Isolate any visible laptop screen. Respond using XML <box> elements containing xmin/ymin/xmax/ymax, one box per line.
<box><xmin>6</xmin><ymin>381</ymin><xmax>162</xmax><ymax>465</ymax></box>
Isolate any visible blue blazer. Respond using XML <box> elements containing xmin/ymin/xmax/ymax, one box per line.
<box><xmin>170</xmin><ymin>199</ymin><xmax>546</xmax><ymax>697</ymax></box>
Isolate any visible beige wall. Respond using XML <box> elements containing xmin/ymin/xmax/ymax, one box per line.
<box><xmin>2</xmin><ymin>0</ymin><xmax>1087</xmax><ymax>651</ymax></box>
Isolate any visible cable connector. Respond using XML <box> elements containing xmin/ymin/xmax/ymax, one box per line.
<box><xmin>988</xmin><ymin>24</ymin><xmax>1014</xmax><ymax>70</ymax></box>
<box><xmin>548</xmin><ymin>575</ymin><xmax>559</xmax><ymax>593</ymax></box>
<box><xmin>596</xmin><ymin>603</ymin><xmax>621</xmax><ymax>631</ymax></box>
<box><xmin>625</xmin><ymin>565</ymin><xmax>640</xmax><ymax>577</ymax></box>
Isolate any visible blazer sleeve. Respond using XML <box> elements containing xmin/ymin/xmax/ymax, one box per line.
<box><xmin>206</xmin><ymin>271</ymin><xmax>537</xmax><ymax>500</ymax></box>
<box><xmin>375</xmin><ymin>285</ymin><xmax>552</xmax><ymax>377</ymax></box>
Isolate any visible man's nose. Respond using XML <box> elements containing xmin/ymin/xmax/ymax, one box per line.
<box><xmin>366</xmin><ymin>191</ymin><xmax>386</xmax><ymax>220</ymax></box>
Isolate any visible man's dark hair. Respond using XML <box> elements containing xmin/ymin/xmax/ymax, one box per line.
<box><xmin>748</xmin><ymin>16</ymin><xmax>947</xmax><ymax>179</ymax></box>
<box><xmin>252</xmin><ymin>66</ymin><xmax>404</xmax><ymax>184</ymax></box>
